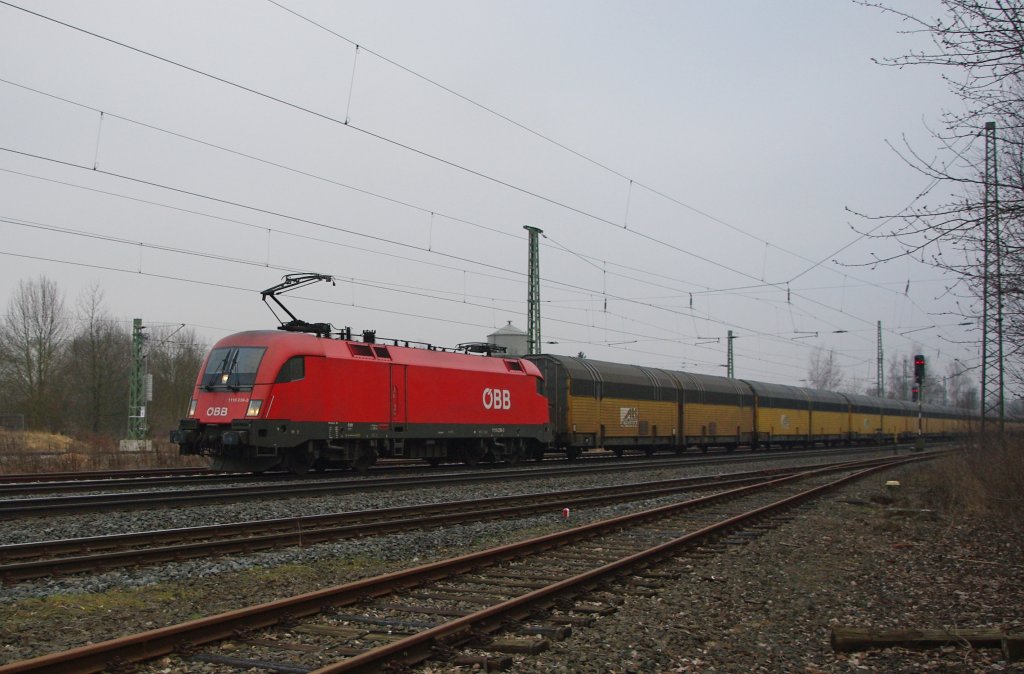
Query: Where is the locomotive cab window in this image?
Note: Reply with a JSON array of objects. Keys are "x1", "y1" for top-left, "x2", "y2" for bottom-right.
[
  {"x1": 275, "y1": 356, "x2": 305, "y2": 383},
  {"x1": 202, "y1": 347, "x2": 266, "y2": 390}
]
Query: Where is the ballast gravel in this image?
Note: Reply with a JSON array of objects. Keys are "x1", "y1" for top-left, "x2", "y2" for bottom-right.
[{"x1": 1, "y1": 450, "x2": 1021, "y2": 673}]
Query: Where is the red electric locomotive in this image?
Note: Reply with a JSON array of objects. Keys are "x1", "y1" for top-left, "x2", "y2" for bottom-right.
[{"x1": 172, "y1": 274, "x2": 551, "y2": 472}]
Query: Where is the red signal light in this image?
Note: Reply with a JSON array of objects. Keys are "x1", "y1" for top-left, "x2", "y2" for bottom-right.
[{"x1": 913, "y1": 354, "x2": 925, "y2": 384}]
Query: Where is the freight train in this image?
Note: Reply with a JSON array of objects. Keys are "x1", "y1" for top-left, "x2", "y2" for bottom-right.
[
  {"x1": 171, "y1": 274, "x2": 971, "y2": 472},
  {"x1": 171, "y1": 327, "x2": 971, "y2": 473}
]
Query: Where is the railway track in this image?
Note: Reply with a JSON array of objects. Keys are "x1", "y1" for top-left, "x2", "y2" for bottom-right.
[
  {"x1": 0, "y1": 454, "x2": 926, "y2": 674},
  {"x1": 0, "y1": 466, "x2": 212, "y2": 484},
  {"x1": 0, "y1": 464, "x2": 808, "y2": 583},
  {"x1": 0, "y1": 443, "x2": 919, "y2": 495},
  {"x1": 0, "y1": 458, "x2": 429, "y2": 493},
  {"x1": 0, "y1": 445, "x2": 911, "y2": 516}
]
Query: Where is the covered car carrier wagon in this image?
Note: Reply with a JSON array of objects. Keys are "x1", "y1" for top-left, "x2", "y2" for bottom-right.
[
  {"x1": 526, "y1": 355, "x2": 681, "y2": 457},
  {"x1": 670, "y1": 371, "x2": 754, "y2": 451}
]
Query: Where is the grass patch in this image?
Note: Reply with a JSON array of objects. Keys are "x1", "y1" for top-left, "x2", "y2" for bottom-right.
[
  {"x1": 2, "y1": 586, "x2": 189, "y2": 626},
  {"x1": 916, "y1": 433, "x2": 1024, "y2": 517},
  {"x1": 0, "y1": 430, "x2": 206, "y2": 474}
]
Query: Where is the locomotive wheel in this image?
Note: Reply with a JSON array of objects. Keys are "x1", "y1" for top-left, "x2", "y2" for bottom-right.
[
  {"x1": 286, "y1": 446, "x2": 313, "y2": 475},
  {"x1": 504, "y1": 440, "x2": 525, "y2": 466},
  {"x1": 565, "y1": 447, "x2": 581, "y2": 461},
  {"x1": 353, "y1": 451, "x2": 378, "y2": 474}
]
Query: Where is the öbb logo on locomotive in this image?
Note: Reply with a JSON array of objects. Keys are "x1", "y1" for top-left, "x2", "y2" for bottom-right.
[
  {"x1": 206, "y1": 406, "x2": 229, "y2": 417},
  {"x1": 482, "y1": 387, "x2": 511, "y2": 410}
]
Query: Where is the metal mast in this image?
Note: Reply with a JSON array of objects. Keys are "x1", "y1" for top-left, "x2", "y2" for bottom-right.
[
  {"x1": 876, "y1": 321, "x2": 883, "y2": 397},
  {"x1": 981, "y1": 121, "x2": 1005, "y2": 431},
  {"x1": 524, "y1": 226, "x2": 542, "y2": 355},
  {"x1": 726, "y1": 330, "x2": 735, "y2": 378},
  {"x1": 127, "y1": 318, "x2": 147, "y2": 441}
]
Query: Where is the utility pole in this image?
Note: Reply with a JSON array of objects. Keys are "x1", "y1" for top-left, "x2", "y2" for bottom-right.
[
  {"x1": 126, "y1": 318, "x2": 149, "y2": 448},
  {"x1": 524, "y1": 226, "x2": 542, "y2": 355},
  {"x1": 981, "y1": 121, "x2": 1005, "y2": 432},
  {"x1": 726, "y1": 330, "x2": 735, "y2": 378}
]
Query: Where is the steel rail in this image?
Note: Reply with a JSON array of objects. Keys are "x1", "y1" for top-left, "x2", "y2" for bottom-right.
[
  {"x1": 317, "y1": 458, "x2": 922, "y2": 674},
  {"x1": 0, "y1": 454, "x2": 926, "y2": 674},
  {"x1": 0, "y1": 464, "x2": 808, "y2": 581},
  {"x1": 0, "y1": 445, "x2": 919, "y2": 515},
  {"x1": 0, "y1": 456, "x2": 906, "y2": 581},
  {"x1": 0, "y1": 443, "x2": 918, "y2": 497},
  {"x1": 0, "y1": 467, "x2": 211, "y2": 484}
]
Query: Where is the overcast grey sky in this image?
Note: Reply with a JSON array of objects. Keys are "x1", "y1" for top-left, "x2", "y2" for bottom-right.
[{"x1": 0, "y1": 1, "x2": 977, "y2": 390}]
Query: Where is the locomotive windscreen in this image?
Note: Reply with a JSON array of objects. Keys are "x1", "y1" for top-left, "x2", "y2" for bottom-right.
[{"x1": 201, "y1": 347, "x2": 266, "y2": 389}]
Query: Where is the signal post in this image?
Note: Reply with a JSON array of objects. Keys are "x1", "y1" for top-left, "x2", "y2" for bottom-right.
[{"x1": 913, "y1": 354, "x2": 925, "y2": 452}]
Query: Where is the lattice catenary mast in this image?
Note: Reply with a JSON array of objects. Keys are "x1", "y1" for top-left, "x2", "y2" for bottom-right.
[
  {"x1": 726, "y1": 330, "x2": 735, "y2": 378},
  {"x1": 524, "y1": 226, "x2": 543, "y2": 355},
  {"x1": 876, "y1": 321, "x2": 883, "y2": 397},
  {"x1": 981, "y1": 121, "x2": 1005, "y2": 431},
  {"x1": 127, "y1": 318, "x2": 148, "y2": 441}
]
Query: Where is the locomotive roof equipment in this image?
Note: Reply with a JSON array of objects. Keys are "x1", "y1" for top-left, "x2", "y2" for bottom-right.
[{"x1": 261, "y1": 272, "x2": 335, "y2": 337}]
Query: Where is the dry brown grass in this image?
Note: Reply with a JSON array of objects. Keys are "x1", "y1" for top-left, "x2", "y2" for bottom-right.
[
  {"x1": 916, "y1": 432, "x2": 1024, "y2": 517},
  {"x1": 0, "y1": 430, "x2": 207, "y2": 474}
]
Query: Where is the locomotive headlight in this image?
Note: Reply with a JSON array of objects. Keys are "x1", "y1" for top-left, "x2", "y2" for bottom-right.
[
  {"x1": 187, "y1": 399, "x2": 198, "y2": 417},
  {"x1": 246, "y1": 399, "x2": 263, "y2": 417}
]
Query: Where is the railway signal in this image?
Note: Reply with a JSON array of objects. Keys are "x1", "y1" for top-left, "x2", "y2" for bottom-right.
[
  {"x1": 913, "y1": 354, "x2": 925, "y2": 452},
  {"x1": 914, "y1": 354, "x2": 926, "y2": 384}
]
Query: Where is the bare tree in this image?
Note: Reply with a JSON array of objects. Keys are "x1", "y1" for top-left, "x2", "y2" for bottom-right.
[
  {"x1": 858, "y1": 0, "x2": 1024, "y2": 389},
  {"x1": 942, "y1": 359, "x2": 976, "y2": 408},
  {"x1": 886, "y1": 353, "x2": 909, "y2": 400},
  {"x1": 807, "y1": 346, "x2": 845, "y2": 390},
  {"x1": 65, "y1": 285, "x2": 130, "y2": 435},
  {"x1": 0, "y1": 277, "x2": 69, "y2": 429},
  {"x1": 146, "y1": 326, "x2": 206, "y2": 437}
]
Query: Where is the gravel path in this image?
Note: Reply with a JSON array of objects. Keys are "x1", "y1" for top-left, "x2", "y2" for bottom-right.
[{"x1": 1, "y1": 452, "x2": 1021, "y2": 672}]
